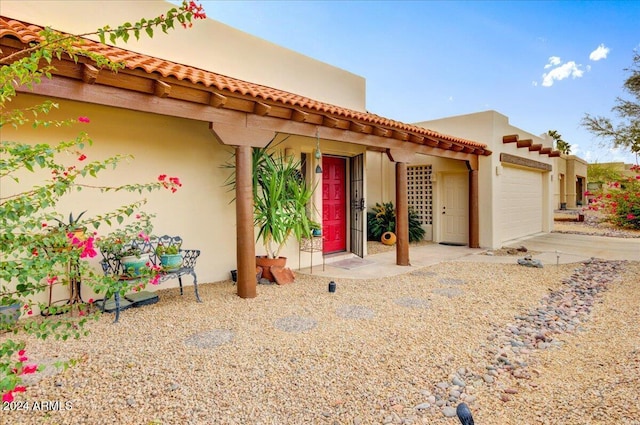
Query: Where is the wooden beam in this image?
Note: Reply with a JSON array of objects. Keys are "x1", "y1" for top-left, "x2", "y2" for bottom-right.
[
  {"x1": 253, "y1": 101, "x2": 271, "y2": 116},
  {"x1": 291, "y1": 109, "x2": 309, "y2": 122},
  {"x1": 209, "y1": 92, "x2": 227, "y2": 108},
  {"x1": 503, "y1": 134, "x2": 519, "y2": 143},
  {"x1": 387, "y1": 148, "x2": 417, "y2": 163},
  {"x1": 395, "y1": 162, "x2": 409, "y2": 266},
  {"x1": 549, "y1": 150, "x2": 561, "y2": 157},
  {"x1": 246, "y1": 114, "x2": 483, "y2": 161},
  {"x1": 82, "y1": 63, "x2": 99, "y2": 84},
  {"x1": 540, "y1": 147, "x2": 552, "y2": 155},
  {"x1": 500, "y1": 153, "x2": 552, "y2": 171},
  {"x1": 392, "y1": 130, "x2": 410, "y2": 141},
  {"x1": 409, "y1": 134, "x2": 425, "y2": 144},
  {"x1": 235, "y1": 144, "x2": 256, "y2": 298},
  {"x1": 373, "y1": 127, "x2": 392, "y2": 137},
  {"x1": 322, "y1": 116, "x2": 340, "y2": 128},
  {"x1": 450, "y1": 144, "x2": 465, "y2": 152},
  {"x1": 349, "y1": 121, "x2": 368, "y2": 133},
  {"x1": 528, "y1": 144, "x2": 542, "y2": 152},
  {"x1": 517, "y1": 139, "x2": 533, "y2": 148},
  {"x1": 209, "y1": 122, "x2": 275, "y2": 148},
  {"x1": 423, "y1": 137, "x2": 439, "y2": 147},
  {"x1": 153, "y1": 80, "x2": 171, "y2": 98},
  {"x1": 437, "y1": 141, "x2": 453, "y2": 149}
]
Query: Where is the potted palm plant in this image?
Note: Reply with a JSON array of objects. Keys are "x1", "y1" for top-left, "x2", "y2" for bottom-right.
[{"x1": 225, "y1": 140, "x2": 315, "y2": 281}]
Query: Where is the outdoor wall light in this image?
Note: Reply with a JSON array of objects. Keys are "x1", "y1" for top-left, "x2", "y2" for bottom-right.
[{"x1": 315, "y1": 127, "x2": 322, "y2": 174}]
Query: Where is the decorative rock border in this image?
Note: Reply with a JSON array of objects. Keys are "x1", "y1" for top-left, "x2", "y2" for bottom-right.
[{"x1": 412, "y1": 259, "x2": 626, "y2": 419}]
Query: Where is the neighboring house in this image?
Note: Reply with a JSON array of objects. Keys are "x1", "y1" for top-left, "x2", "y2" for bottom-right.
[
  {"x1": 1, "y1": 2, "x2": 561, "y2": 302},
  {"x1": 551, "y1": 153, "x2": 588, "y2": 209},
  {"x1": 378, "y1": 110, "x2": 561, "y2": 249}
]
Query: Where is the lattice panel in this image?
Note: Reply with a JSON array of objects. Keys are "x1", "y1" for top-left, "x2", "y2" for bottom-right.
[{"x1": 407, "y1": 165, "x2": 433, "y2": 225}]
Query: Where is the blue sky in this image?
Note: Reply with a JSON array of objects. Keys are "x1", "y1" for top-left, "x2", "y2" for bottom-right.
[{"x1": 197, "y1": 1, "x2": 639, "y2": 164}]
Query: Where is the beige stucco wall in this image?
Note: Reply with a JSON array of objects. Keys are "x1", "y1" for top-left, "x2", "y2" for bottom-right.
[
  {"x1": 554, "y1": 155, "x2": 588, "y2": 209},
  {"x1": 415, "y1": 110, "x2": 554, "y2": 249},
  {"x1": 4, "y1": 94, "x2": 351, "y2": 307},
  {"x1": 1, "y1": 0, "x2": 366, "y2": 111},
  {"x1": 366, "y1": 152, "x2": 466, "y2": 242}
]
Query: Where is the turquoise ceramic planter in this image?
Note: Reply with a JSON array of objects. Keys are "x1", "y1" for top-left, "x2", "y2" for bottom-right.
[
  {"x1": 121, "y1": 254, "x2": 150, "y2": 276},
  {"x1": 0, "y1": 303, "x2": 21, "y2": 327},
  {"x1": 160, "y1": 253, "x2": 183, "y2": 270}
]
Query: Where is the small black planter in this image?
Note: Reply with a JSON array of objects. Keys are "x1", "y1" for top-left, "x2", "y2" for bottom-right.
[{"x1": 230, "y1": 270, "x2": 238, "y2": 282}]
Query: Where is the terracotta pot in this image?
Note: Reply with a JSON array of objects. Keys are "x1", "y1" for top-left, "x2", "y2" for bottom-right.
[
  {"x1": 255, "y1": 256, "x2": 287, "y2": 281},
  {"x1": 381, "y1": 231, "x2": 396, "y2": 246}
]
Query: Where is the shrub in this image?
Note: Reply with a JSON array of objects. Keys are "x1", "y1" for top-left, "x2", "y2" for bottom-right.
[
  {"x1": 366, "y1": 202, "x2": 425, "y2": 243},
  {"x1": 586, "y1": 164, "x2": 640, "y2": 229}
]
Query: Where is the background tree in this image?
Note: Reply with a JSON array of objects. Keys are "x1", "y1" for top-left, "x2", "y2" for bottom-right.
[
  {"x1": 587, "y1": 162, "x2": 624, "y2": 184},
  {"x1": 547, "y1": 129, "x2": 571, "y2": 154},
  {"x1": 582, "y1": 51, "x2": 640, "y2": 163}
]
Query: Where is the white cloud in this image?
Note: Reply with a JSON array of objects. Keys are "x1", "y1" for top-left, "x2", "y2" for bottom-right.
[
  {"x1": 532, "y1": 81, "x2": 538, "y2": 86},
  {"x1": 589, "y1": 44, "x2": 610, "y2": 61},
  {"x1": 544, "y1": 56, "x2": 562, "y2": 69},
  {"x1": 541, "y1": 61, "x2": 584, "y2": 87}
]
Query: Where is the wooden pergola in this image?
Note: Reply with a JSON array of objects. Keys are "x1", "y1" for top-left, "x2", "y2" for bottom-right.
[{"x1": 1, "y1": 17, "x2": 492, "y2": 298}]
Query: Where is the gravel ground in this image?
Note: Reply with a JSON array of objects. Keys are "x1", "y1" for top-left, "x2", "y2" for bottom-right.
[{"x1": 3, "y1": 221, "x2": 639, "y2": 424}]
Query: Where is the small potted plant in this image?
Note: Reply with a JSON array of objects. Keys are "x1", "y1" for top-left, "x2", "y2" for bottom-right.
[
  {"x1": 119, "y1": 245, "x2": 151, "y2": 277},
  {"x1": 310, "y1": 220, "x2": 322, "y2": 237},
  {"x1": 44, "y1": 210, "x2": 88, "y2": 252},
  {"x1": 156, "y1": 244, "x2": 183, "y2": 270}
]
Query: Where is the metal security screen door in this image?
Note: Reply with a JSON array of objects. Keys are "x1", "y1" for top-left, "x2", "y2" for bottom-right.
[{"x1": 350, "y1": 154, "x2": 365, "y2": 257}]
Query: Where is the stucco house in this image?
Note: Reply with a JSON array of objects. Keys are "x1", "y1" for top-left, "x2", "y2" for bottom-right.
[
  {"x1": 1, "y1": 1, "x2": 563, "y2": 303},
  {"x1": 552, "y1": 154, "x2": 588, "y2": 209},
  {"x1": 376, "y1": 110, "x2": 560, "y2": 249}
]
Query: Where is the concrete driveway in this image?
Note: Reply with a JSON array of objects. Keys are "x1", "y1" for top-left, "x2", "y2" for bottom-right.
[{"x1": 504, "y1": 232, "x2": 640, "y2": 262}]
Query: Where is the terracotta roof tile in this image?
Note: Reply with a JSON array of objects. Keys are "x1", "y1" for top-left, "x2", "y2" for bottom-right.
[{"x1": 0, "y1": 17, "x2": 487, "y2": 150}]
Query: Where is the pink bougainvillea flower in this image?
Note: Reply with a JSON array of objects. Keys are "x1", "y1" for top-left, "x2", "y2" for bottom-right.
[
  {"x1": 135, "y1": 214, "x2": 141, "y2": 219},
  {"x1": 78, "y1": 154, "x2": 87, "y2": 161},
  {"x1": 78, "y1": 310, "x2": 85, "y2": 317},
  {"x1": 31, "y1": 248, "x2": 38, "y2": 257},
  {"x1": 628, "y1": 214, "x2": 636, "y2": 220},
  {"x1": 138, "y1": 232, "x2": 150, "y2": 242},
  {"x1": 88, "y1": 298, "x2": 94, "y2": 304},
  {"x1": 21, "y1": 365, "x2": 37, "y2": 375},
  {"x1": 12, "y1": 386, "x2": 26, "y2": 393},
  {"x1": 158, "y1": 174, "x2": 167, "y2": 181},
  {"x1": 78, "y1": 116, "x2": 90, "y2": 123},
  {"x1": 2, "y1": 391, "x2": 14, "y2": 403},
  {"x1": 18, "y1": 349, "x2": 26, "y2": 356},
  {"x1": 18, "y1": 354, "x2": 27, "y2": 362},
  {"x1": 169, "y1": 176, "x2": 182, "y2": 186},
  {"x1": 41, "y1": 222, "x2": 47, "y2": 228},
  {"x1": 46, "y1": 276, "x2": 58, "y2": 285}
]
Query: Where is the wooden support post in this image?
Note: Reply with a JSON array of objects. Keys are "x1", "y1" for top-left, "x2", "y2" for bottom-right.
[
  {"x1": 236, "y1": 145, "x2": 256, "y2": 298},
  {"x1": 395, "y1": 162, "x2": 410, "y2": 266},
  {"x1": 469, "y1": 168, "x2": 479, "y2": 248}
]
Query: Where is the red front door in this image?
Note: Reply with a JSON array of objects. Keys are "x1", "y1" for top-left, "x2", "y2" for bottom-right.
[{"x1": 322, "y1": 156, "x2": 346, "y2": 253}]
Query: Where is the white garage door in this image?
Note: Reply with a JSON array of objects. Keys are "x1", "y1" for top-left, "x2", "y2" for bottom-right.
[{"x1": 500, "y1": 165, "x2": 543, "y2": 242}]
